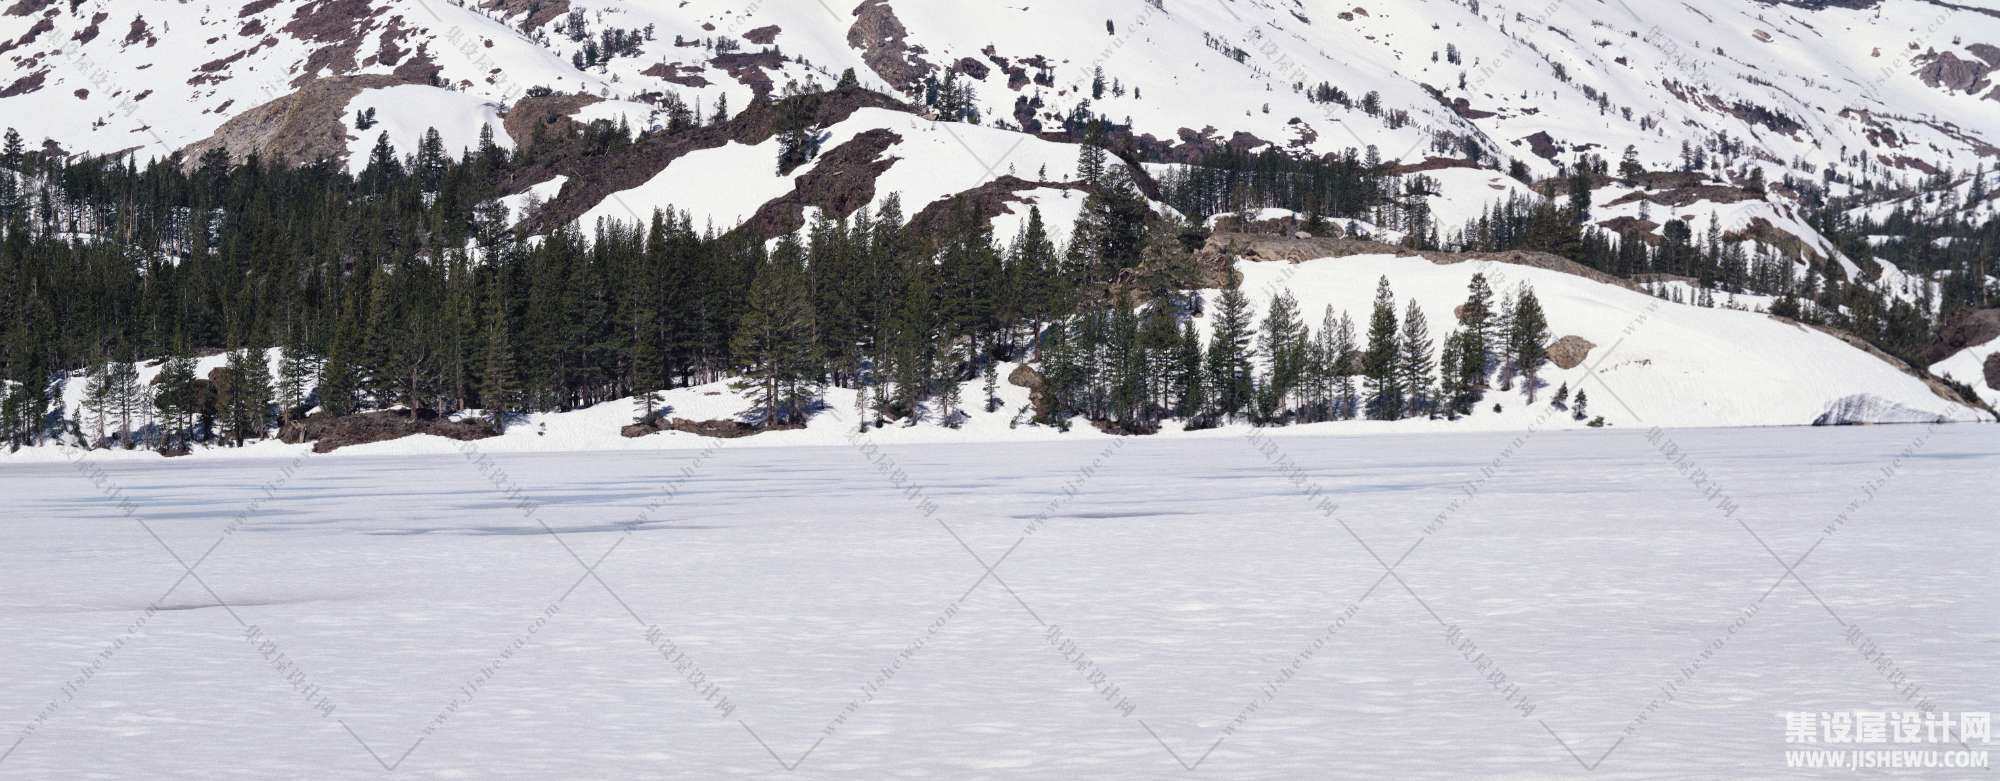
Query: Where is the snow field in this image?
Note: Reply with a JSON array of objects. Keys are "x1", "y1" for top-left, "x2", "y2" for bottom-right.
[{"x1": 1, "y1": 426, "x2": 1994, "y2": 777}]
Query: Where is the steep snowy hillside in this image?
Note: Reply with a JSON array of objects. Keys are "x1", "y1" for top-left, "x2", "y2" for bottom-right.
[{"x1": 7, "y1": 0, "x2": 1998, "y2": 201}]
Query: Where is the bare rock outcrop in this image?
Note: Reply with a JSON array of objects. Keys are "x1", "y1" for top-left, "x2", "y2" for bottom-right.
[
  {"x1": 280, "y1": 411, "x2": 495, "y2": 454},
  {"x1": 1546, "y1": 336, "x2": 1597, "y2": 370},
  {"x1": 1008, "y1": 364, "x2": 1053, "y2": 418},
  {"x1": 1923, "y1": 308, "x2": 2000, "y2": 365}
]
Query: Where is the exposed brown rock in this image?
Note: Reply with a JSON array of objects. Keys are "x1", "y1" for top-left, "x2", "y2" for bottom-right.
[
  {"x1": 734, "y1": 128, "x2": 902, "y2": 241},
  {"x1": 848, "y1": 0, "x2": 932, "y2": 93},
  {"x1": 280, "y1": 410, "x2": 496, "y2": 454},
  {"x1": 1724, "y1": 216, "x2": 1825, "y2": 266},
  {"x1": 1985, "y1": 353, "x2": 2000, "y2": 391},
  {"x1": 1605, "y1": 183, "x2": 1760, "y2": 208},
  {"x1": 1916, "y1": 50, "x2": 1993, "y2": 95},
  {"x1": 665, "y1": 417, "x2": 800, "y2": 438},
  {"x1": 124, "y1": 14, "x2": 156, "y2": 46},
  {"x1": 177, "y1": 73, "x2": 413, "y2": 168},
  {"x1": 1008, "y1": 364, "x2": 1053, "y2": 419},
  {"x1": 1546, "y1": 335, "x2": 1597, "y2": 370},
  {"x1": 642, "y1": 61, "x2": 711, "y2": 87},
  {"x1": 0, "y1": 69, "x2": 46, "y2": 98},
  {"x1": 518, "y1": 88, "x2": 909, "y2": 233},
  {"x1": 1523, "y1": 130, "x2": 1561, "y2": 160},
  {"x1": 502, "y1": 92, "x2": 602, "y2": 150},
  {"x1": 480, "y1": 0, "x2": 569, "y2": 29},
  {"x1": 743, "y1": 25, "x2": 780, "y2": 45},
  {"x1": 1923, "y1": 308, "x2": 2000, "y2": 364},
  {"x1": 712, "y1": 50, "x2": 784, "y2": 100}
]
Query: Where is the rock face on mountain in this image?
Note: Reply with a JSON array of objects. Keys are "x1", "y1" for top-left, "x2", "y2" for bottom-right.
[{"x1": 1925, "y1": 308, "x2": 2000, "y2": 365}]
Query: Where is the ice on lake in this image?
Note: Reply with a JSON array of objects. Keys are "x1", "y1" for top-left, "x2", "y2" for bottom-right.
[{"x1": 2, "y1": 425, "x2": 1995, "y2": 778}]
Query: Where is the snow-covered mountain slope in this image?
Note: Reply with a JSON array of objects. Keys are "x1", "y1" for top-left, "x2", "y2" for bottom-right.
[
  {"x1": 7, "y1": 0, "x2": 1998, "y2": 184},
  {"x1": 1203, "y1": 252, "x2": 1988, "y2": 427}
]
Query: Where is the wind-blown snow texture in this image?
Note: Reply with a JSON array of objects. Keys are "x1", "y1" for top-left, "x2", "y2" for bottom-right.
[{"x1": 2, "y1": 427, "x2": 1994, "y2": 778}]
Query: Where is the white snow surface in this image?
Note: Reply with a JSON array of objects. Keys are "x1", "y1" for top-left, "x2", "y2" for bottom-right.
[{"x1": 1, "y1": 425, "x2": 1994, "y2": 777}]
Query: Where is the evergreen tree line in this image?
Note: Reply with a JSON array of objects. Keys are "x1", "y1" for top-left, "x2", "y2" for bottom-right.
[
  {"x1": 1036, "y1": 272, "x2": 1565, "y2": 432},
  {"x1": 0, "y1": 117, "x2": 1573, "y2": 451}
]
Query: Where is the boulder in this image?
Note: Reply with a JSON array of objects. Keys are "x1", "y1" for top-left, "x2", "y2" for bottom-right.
[
  {"x1": 1546, "y1": 335, "x2": 1597, "y2": 370},
  {"x1": 1986, "y1": 352, "x2": 2000, "y2": 391},
  {"x1": 1008, "y1": 364, "x2": 1053, "y2": 418},
  {"x1": 621, "y1": 408, "x2": 672, "y2": 438}
]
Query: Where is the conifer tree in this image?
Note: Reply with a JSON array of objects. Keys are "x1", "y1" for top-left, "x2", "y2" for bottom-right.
[
  {"x1": 276, "y1": 325, "x2": 317, "y2": 425},
  {"x1": 1364, "y1": 276, "x2": 1404, "y2": 420},
  {"x1": 731, "y1": 236, "x2": 821, "y2": 426},
  {"x1": 1397, "y1": 299, "x2": 1436, "y2": 418},
  {"x1": 481, "y1": 275, "x2": 518, "y2": 432},
  {"x1": 1459, "y1": 273, "x2": 1494, "y2": 390},
  {"x1": 1176, "y1": 319, "x2": 1207, "y2": 419},
  {"x1": 220, "y1": 347, "x2": 272, "y2": 446},
  {"x1": 1260, "y1": 290, "x2": 1307, "y2": 416},
  {"x1": 1333, "y1": 312, "x2": 1359, "y2": 420},
  {"x1": 153, "y1": 344, "x2": 198, "y2": 451},
  {"x1": 1511, "y1": 288, "x2": 1551, "y2": 399},
  {"x1": 1206, "y1": 287, "x2": 1255, "y2": 417}
]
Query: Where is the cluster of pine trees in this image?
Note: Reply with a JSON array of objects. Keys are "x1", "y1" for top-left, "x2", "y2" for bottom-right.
[{"x1": 1037, "y1": 272, "x2": 1560, "y2": 432}]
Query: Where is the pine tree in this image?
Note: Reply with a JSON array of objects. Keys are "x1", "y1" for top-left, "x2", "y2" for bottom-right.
[
  {"x1": 1459, "y1": 273, "x2": 1494, "y2": 390},
  {"x1": 153, "y1": 344, "x2": 198, "y2": 452},
  {"x1": 1176, "y1": 319, "x2": 1207, "y2": 419},
  {"x1": 481, "y1": 275, "x2": 517, "y2": 432},
  {"x1": 276, "y1": 325, "x2": 317, "y2": 425},
  {"x1": 106, "y1": 356, "x2": 144, "y2": 447},
  {"x1": 1396, "y1": 300, "x2": 1436, "y2": 418},
  {"x1": 1259, "y1": 290, "x2": 1307, "y2": 417},
  {"x1": 731, "y1": 236, "x2": 821, "y2": 426},
  {"x1": 220, "y1": 347, "x2": 272, "y2": 446},
  {"x1": 1206, "y1": 287, "x2": 1255, "y2": 417},
  {"x1": 1363, "y1": 276, "x2": 1404, "y2": 420},
  {"x1": 1511, "y1": 288, "x2": 1551, "y2": 399},
  {"x1": 1332, "y1": 312, "x2": 1359, "y2": 420},
  {"x1": 981, "y1": 358, "x2": 1000, "y2": 413},
  {"x1": 1438, "y1": 330, "x2": 1467, "y2": 418},
  {"x1": 83, "y1": 358, "x2": 112, "y2": 445},
  {"x1": 1572, "y1": 389, "x2": 1590, "y2": 420}
]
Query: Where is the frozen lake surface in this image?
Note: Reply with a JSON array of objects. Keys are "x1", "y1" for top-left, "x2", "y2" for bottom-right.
[{"x1": 2, "y1": 425, "x2": 1995, "y2": 778}]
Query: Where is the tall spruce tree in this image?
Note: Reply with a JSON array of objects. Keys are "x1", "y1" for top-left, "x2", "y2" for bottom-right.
[
  {"x1": 731, "y1": 236, "x2": 821, "y2": 426},
  {"x1": 1206, "y1": 287, "x2": 1255, "y2": 417},
  {"x1": 1363, "y1": 276, "x2": 1404, "y2": 420},
  {"x1": 1397, "y1": 300, "x2": 1437, "y2": 418},
  {"x1": 1511, "y1": 287, "x2": 1552, "y2": 399}
]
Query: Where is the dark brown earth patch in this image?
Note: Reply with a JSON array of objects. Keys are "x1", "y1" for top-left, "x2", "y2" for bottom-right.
[
  {"x1": 849, "y1": 0, "x2": 932, "y2": 93},
  {"x1": 642, "y1": 61, "x2": 712, "y2": 87},
  {"x1": 281, "y1": 410, "x2": 496, "y2": 453},
  {"x1": 517, "y1": 88, "x2": 910, "y2": 233},
  {"x1": 711, "y1": 50, "x2": 783, "y2": 100},
  {"x1": 733, "y1": 129, "x2": 903, "y2": 242}
]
